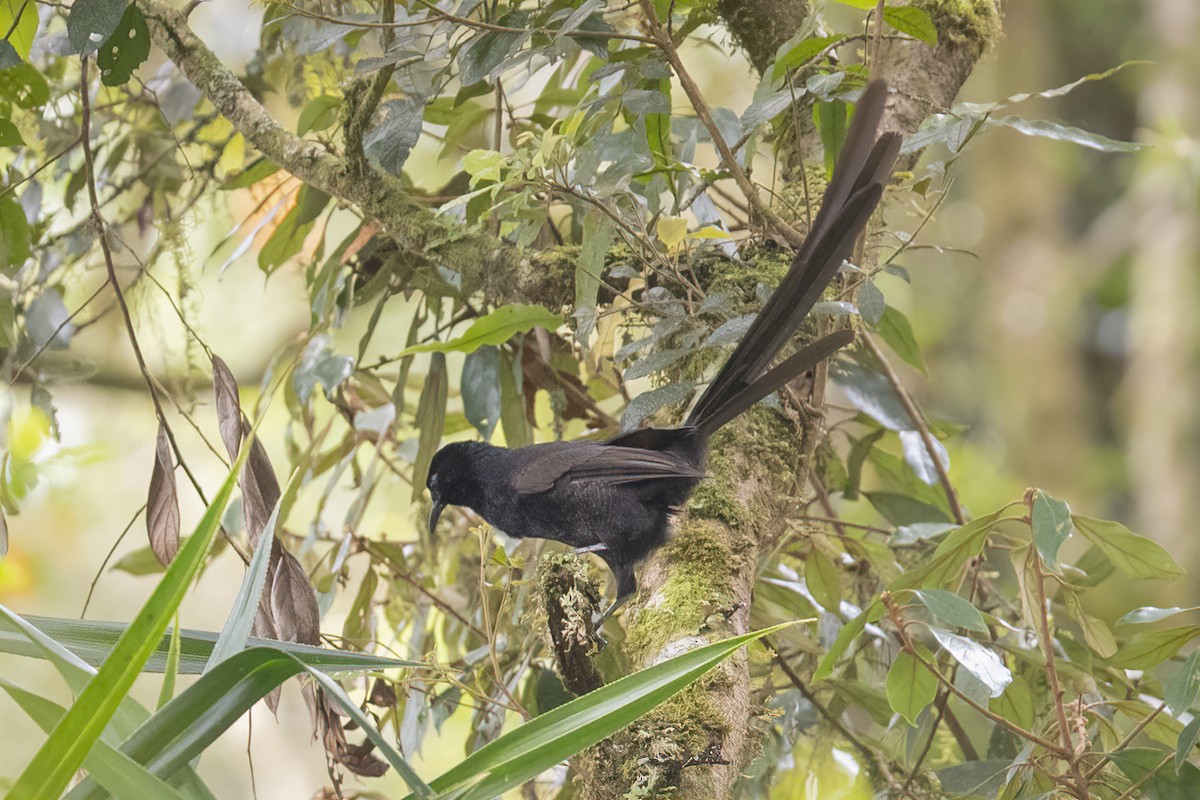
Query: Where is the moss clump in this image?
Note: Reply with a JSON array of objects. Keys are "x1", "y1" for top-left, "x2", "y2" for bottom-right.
[
  {"x1": 688, "y1": 449, "x2": 751, "y2": 528},
  {"x1": 622, "y1": 520, "x2": 738, "y2": 664},
  {"x1": 705, "y1": 246, "x2": 792, "y2": 307},
  {"x1": 915, "y1": 0, "x2": 1001, "y2": 50}
]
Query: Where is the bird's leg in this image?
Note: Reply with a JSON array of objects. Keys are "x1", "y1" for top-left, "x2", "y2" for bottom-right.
[
  {"x1": 593, "y1": 566, "x2": 638, "y2": 629},
  {"x1": 574, "y1": 543, "x2": 608, "y2": 554}
]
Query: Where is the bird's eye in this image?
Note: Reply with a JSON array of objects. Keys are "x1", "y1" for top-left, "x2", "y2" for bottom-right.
[{"x1": 429, "y1": 474, "x2": 439, "y2": 490}]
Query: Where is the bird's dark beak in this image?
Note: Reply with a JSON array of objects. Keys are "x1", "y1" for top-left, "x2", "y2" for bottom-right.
[{"x1": 428, "y1": 498, "x2": 446, "y2": 534}]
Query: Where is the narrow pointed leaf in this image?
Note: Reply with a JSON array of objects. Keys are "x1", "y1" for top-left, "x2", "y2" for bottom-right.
[{"x1": 147, "y1": 423, "x2": 181, "y2": 566}]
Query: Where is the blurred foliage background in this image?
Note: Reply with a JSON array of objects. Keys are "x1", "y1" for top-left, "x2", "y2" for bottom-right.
[{"x1": 0, "y1": 0, "x2": 1197, "y2": 797}]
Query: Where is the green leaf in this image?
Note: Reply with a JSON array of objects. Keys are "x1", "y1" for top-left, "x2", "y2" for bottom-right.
[
  {"x1": 67, "y1": 0, "x2": 126, "y2": 57},
  {"x1": 1110, "y1": 627, "x2": 1200, "y2": 670},
  {"x1": 772, "y1": 34, "x2": 843, "y2": 80},
  {"x1": 1167, "y1": 650, "x2": 1200, "y2": 718},
  {"x1": 1063, "y1": 590, "x2": 1117, "y2": 658},
  {"x1": 220, "y1": 157, "x2": 279, "y2": 190},
  {"x1": 806, "y1": 549, "x2": 842, "y2": 612},
  {"x1": 875, "y1": 306, "x2": 926, "y2": 373},
  {"x1": 96, "y1": 4, "x2": 150, "y2": 87},
  {"x1": 576, "y1": 209, "x2": 614, "y2": 345},
  {"x1": 928, "y1": 627, "x2": 1011, "y2": 697},
  {"x1": 397, "y1": 304, "x2": 563, "y2": 357},
  {"x1": 457, "y1": 12, "x2": 529, "y2": 85},
  {"x1": 1072, "y1": 514, "x2": 1184, "y2": 580},
  {"x1": 463, "y1": 148, "x2": 505, "y2": 182},
  {"x1": 5, "y1": 434, "x2": 253, "y2": 800},
  {"x1": 990, "y1": 675, "x2": 1035, "y2": 730},
  {"x1": 0, "y1": 607, "x2": 216, "y2": 798},
  {"x1": 297, "y1": 94, "x2": 340, "y2": 135},
  {"x1": 410, "y1": 625, "x2": 789, "y2": 800},
  {"x1": 0, "y1": 63, "x2": 49, "y2": 108},
  {"x1": 0, "y1": 118, "x2": 25, "y2": 146},
  {"x1": 988, "y1": 115, "x2": 1144, "y2": 153},
  {"x1": 364, "y1": 97, "x2": 425, "y2": 176},
  {"x1": 462, "y1": 346, "x2": 502, "y2": 441},
  {"x1": 1111, "y1": 747, "x2": 1200, "y2": 799},
  {"x1": 912, "y1": 589, "x2": 987, "y2": 633},
  {"x1": 813, "y1": 99, "x2": 847, "y2": 178},
  {"x1": 1178, "y1": 717, "x2": 1200, "y2": 774},
  {"x1": 259, "y1": 185, "x2": 329, "y2": 273},
  {"x1": 886, "y1": 650, "x2": 936, "y2": 726},
  {"x1": 1032, "y1": 489, "x2": 1072, "y2": 569},
  {"x1": 0, "y1": 0, "x2": 38, "y2": 61},
  {"x1": 0, "y1": 196, "x2": 31, "y2": 270},
  {"x1": 63, "y1": 648, "x2": 432, "y2": 800},
  {"x1": 0, "y1": 678, "x2": 186, "y2": 800},
  {"x1": 889, "y1": 509, "x2": 1007, "y2": 591},
  {"x1": 883, "y1": 6, "x2": 938, "y2": 46},
  {"x1": 1118, "y1": 607, "x2": 1200, "y2": 628},
  {"x1": 814, "y1": 601, "x2": 875, "y2": 682}
]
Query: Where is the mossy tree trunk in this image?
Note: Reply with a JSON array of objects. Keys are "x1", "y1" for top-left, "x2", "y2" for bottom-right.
[{"x1": 572, "y1": 3, "x2": 1003, "y2": 798}]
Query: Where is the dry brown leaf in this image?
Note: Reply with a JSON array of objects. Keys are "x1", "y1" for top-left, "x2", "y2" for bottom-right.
[
  {"x1": 272, "y1": 548, "x2": 321, "y2": 645},
  {"x1": 146, "y1": 423, "x2": 181, "y2": 566}
]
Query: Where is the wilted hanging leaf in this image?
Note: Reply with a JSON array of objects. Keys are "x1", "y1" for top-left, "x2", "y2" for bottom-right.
[
  {"x1": 212, "y1": 355, "x2": 243, "y2": 459},
  {"x1": 271, "y1": 549, "x2": 321, "y2": 645},
  {"x1": 96, "y1": 4, "x2": 150, "y2": 87},
  {"x1": 146, "y1": 424, "x2": 181, "y2": 567},
  {"x1": 411, "y1": 353, "x2": 448, "y2": 501}
]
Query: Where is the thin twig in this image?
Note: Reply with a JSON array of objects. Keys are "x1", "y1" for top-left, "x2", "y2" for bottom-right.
[{"x1": 862, "y1": 333, "x2": 965, "y2": 524}]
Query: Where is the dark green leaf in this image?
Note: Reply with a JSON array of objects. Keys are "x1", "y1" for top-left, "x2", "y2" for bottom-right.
[
  {"x1": 913, "y1": 589, "x2": 987, "y2": 633},
  {"x1": 364, "y1": 97, "x2": 425, "y2": 176},
  {"x1": 1167, "y1": 650, "x2": 1200, "y2": 717},
  {"x1": 68, "y1": 0, "x2": 126, "y2": 57},
  {"x1": 96, "y1": 5, "x2": 151, "y2": 87},
  {"x1": 462, "y1": 346, "x2": 502, "y2": 441},
  {"x1": 220, "y1": 158, "x2": 279, "y2": 190},
  {"x1": 620, "y1": 381, "x2": 695, "y2": 431},
  {"x1": 576, "y1": 210, "x2": 614, "y2": 346},
  {"x1": 457, "y1": 13, "x2": 530, "y2": 85},
  {"x1": 891, "y1": 509, "x2": 1006, "y2": 591},
  {"x1": 832, "y1": 363, "x2": 910, "y2": 431},
  {"x1": 0, "y1": 117, "x2": 24, "y2": 146},
  {"x1": 1111, "y1": 748, "x2": 1200, "y2": 800},
  {"x1": 864, "y1": 491, "x2": 950, "y2": 526},
  {"x1": 0, "y1": 196, "x2": 30, "y2": 270}
]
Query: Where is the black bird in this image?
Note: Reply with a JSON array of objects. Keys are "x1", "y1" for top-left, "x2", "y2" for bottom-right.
[{"x1": 427, "y1": 80, "x2": 901, "y2": 620}]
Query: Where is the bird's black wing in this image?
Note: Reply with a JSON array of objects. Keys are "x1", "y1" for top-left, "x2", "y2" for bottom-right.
[{"x1": 510, "y1": 445, "x2": 706, "y2": 494}]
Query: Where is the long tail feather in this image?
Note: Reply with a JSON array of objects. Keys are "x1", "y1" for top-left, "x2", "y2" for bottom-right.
[{"x1": 686, "y1": 81, "x2": 899, "y2": 434}]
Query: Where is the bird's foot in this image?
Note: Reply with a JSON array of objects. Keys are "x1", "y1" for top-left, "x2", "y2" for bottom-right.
[{"x1": 574, "y1": 543, "x2": 608, "y2": 554}]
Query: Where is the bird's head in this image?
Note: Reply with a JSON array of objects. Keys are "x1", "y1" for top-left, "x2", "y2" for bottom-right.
[{"x1": 426, "y1": 441, "x2": 487, "y2": 533}]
